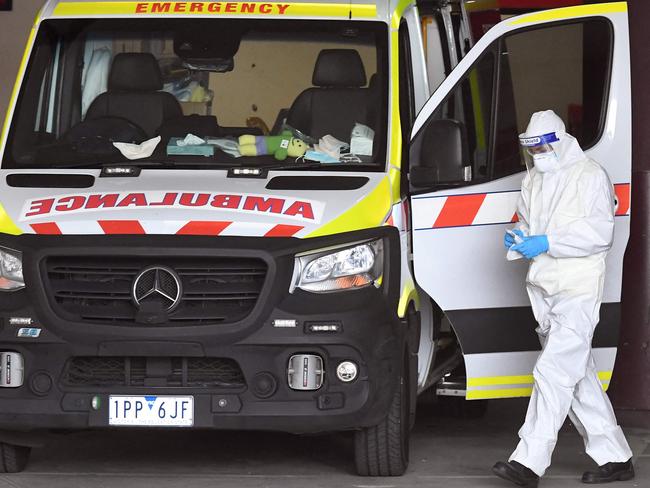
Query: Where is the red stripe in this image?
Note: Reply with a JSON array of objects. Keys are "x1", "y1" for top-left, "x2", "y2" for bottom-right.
[
  {"x1": 176, "y1": 221, "x2": 232, "y2": 235},
  {"x1": 264, "y1": 224, "x2": 303, "y2": 237},
  {"x1": 30, "y1": 222, "x2": 61, "y2": 235},
  {"x1": 614, "y1": 184, "x2": 630, "y2": 216},
  {"x1": 98, "y1": 220, "x2": 145, "y2": 234},
  {"x1": 433, "y1": 194, "x2": 487, "y2": 228}
]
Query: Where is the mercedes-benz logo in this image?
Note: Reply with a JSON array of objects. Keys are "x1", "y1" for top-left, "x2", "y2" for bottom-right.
[{"x1": 132, "y1": 266, "x2": 182, "y2": 312}]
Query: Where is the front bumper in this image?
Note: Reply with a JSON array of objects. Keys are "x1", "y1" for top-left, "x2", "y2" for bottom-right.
[{"x1": 0, "y1": 227, "x2": 403, "y2": 435}]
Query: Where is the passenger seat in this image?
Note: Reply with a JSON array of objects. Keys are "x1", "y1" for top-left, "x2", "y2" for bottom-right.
[
  {"x1": 85, "y1": 53, "x2": 183, "y2": 138},
  {"x1": 286, "y1": 49, "x2": 371, "y2": 141}
]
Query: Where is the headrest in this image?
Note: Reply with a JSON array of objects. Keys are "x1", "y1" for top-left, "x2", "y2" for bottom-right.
[
  {"x1": 312, "y1": 49, "x2": 367, "y2": 88},
  {"x1": 368, "y1": 73, "x2": 378, "y2": 91},
  {"x1": 108, "y1": 53, "x2": 163, "y2": 92}
]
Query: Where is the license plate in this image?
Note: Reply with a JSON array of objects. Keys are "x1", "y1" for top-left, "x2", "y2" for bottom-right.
[{"x1": 109, "y1": 395, "x2": 193, "y2": 427}]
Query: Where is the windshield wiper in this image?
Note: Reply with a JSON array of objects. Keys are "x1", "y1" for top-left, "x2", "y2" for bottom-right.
[
  {"x1": 265, "y1": 161, "x2": 325, "y2": 171},
  {"x1": 292, "y1": 162, "x2": 377, "y2": 171},
  {"x1": 264, "y1": 160, "x2": 378, "y2": 172},
  {"x1": 53, "y1": 159, "x2": 377, "y2": 172},
  {"x1": 226, "y1": 161, "x2": 379, "y2": 178},
  {"x1": 51, "y1": 158, "x2": 235, "y2": 169}
]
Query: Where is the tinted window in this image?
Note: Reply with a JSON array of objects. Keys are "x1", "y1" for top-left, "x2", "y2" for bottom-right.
[
  {"x1": 411, "y1": 18, "x2": 612, "y2": 189},
  {"x1": 493, "y1": 19, "x2": 612, "y2": 178}
]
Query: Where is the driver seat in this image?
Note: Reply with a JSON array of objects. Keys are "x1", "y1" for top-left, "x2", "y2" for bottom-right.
[{"x1": 85, "y1": 53, "x2": 182, "y2": 138}]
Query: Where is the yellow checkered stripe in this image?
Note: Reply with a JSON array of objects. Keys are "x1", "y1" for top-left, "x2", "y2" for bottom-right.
[{"x1": 466, "y1": 371, "x2": 613, "y2": 400}]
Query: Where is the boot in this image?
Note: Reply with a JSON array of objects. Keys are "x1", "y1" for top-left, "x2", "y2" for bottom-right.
[
  {"x1": 493, "y1": 460, "x2": 540, "y2": 487},
  {"x1": 582, "y1": 459, "x2": 634, "y2": 484}
]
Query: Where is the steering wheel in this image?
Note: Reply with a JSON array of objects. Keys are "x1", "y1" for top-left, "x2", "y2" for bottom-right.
[{"x1": 62, "y1": 117, "x2": 148, "y2": 155}]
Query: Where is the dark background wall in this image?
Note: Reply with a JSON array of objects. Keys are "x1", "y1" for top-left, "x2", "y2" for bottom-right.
[
  {"x1": 611, "y1": 0, "x2": 650, "y2": 411},
  {"x1": 0, "y1": 0, "x2": 42, "y2": 124}
]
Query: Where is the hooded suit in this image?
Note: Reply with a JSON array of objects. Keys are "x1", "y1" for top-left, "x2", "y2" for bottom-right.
[{"x1": 508, "y1": 110, "x2": 632, "y2": 476}]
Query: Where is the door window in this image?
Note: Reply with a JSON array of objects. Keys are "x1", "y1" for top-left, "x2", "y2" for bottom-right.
[
  {"x1": 411, "y1": 18, "x2": 612, "y2": 188},
  {"x1": 493, "y1": 19, "x2": 613, "y2": 179}
]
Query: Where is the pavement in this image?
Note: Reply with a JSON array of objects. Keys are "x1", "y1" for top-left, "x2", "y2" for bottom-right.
[{"x1": 0, "y1": 397, "x2": 648, "y2": 488}]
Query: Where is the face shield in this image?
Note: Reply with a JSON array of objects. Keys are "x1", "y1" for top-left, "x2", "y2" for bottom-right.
[{"x1": 519, "y1": 132, "x2": 560, "y2": 173}]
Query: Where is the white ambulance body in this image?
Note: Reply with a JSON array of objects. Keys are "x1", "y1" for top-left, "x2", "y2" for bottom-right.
[{"x1": 0, "y1": 0, "x2": 630, "y2": 476}]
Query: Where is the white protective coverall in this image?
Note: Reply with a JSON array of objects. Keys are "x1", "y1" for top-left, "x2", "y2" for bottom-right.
[{"x1": 509, "y1": 110, "x2": 632, "y2": 476}]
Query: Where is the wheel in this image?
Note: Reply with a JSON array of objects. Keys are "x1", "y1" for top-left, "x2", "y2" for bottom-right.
[
  {"x1": 0, "y1": 442, "x2": 31, "y2": 473},
  {"x1": 354, "y1": 367, "x2": 410, "y2": 476}
]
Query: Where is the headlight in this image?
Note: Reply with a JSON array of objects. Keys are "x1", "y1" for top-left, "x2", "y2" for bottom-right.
[
  {"x1": 0, "y1": 247, "x2": 24, "y2": 291},
  {"x1": 291, "y1": 239, "x2": 383, "y2": 293}
]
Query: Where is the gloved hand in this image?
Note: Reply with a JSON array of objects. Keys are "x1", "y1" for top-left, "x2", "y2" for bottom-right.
[
  {"x1": 512, "y1": 235, "x2": 549, "y2": 259},
  {"x1": 504, "y1": 229, "x2": 524, "y2": 249}
]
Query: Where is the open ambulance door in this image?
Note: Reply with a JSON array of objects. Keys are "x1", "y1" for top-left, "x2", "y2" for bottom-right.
[{"x1": 408, "y1": 3, "x2": 631, "y2": 400}]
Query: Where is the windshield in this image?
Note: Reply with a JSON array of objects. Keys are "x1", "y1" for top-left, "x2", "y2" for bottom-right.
[{"x1": 3, "y1": 18, "x2": 388, "y2": 171}]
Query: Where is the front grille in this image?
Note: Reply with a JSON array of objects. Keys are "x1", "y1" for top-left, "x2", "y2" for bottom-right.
[
  {"x1": 44, "y1": 256, "x2": 267, "y2": 326},
  {"x1": 61, "y1": 356, "x2": 246, "y2": 389}
]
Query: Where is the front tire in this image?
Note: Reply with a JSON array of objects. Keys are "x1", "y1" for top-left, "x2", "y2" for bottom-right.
[
  {"x1": 0, "y1": 443, "x2": 31, "y2": 473},
  {"x1": 354, "y1": 368, "x2": 410, "y2": 476}
]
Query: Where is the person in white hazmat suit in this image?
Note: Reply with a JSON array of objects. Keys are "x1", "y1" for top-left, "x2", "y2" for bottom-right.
[{"x1": 492, "y1": 111, "x2": 634, "y2": 487}]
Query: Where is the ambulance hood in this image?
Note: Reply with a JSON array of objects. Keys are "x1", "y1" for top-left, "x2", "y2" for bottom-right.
[{"x1": 0, "y1": 170, "x2": 392, "y2": 238}]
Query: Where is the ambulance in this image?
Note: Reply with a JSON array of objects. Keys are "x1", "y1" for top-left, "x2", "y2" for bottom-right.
[{"x1": 0, "y1": 0, "x2": 630, "y2": 476}]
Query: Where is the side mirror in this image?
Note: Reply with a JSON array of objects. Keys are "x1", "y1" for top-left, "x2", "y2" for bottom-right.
[{"x1": 409, "y1": 119, "x2": 470, "y2": 188}]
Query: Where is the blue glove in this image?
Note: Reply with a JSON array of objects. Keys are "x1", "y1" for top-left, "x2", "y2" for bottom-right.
[
  {"x1": 504, "y1": 229, "x2": 524, "y2": 249},
  {"x1": 512, "y1": 235, "x2": 549, "y2": 259}
]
